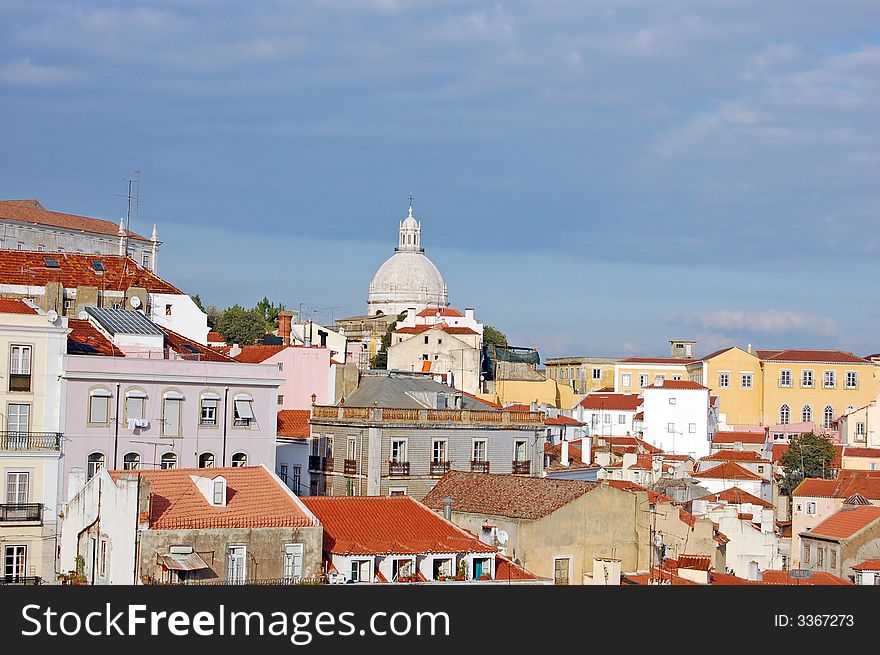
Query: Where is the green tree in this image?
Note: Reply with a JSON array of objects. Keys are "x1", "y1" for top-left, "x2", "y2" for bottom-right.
[
  {"x1": 191, "y1": 294, "x2": 205, "y2": 312},
  {"x1": 216, "y1": 305, "x2": 268, "y2": 345},
  {"x1": 483, "y1": 325, "x2": 508, "y2": 347},
  {"x1": 254, "y1": 296, "x2": 285, "y2": 330},
  {"x1": 370, "y1": 311, "x2": 407, "y2": 369},
  {"x1": 779, "y1": 432, "x2": 837, "y2": 495}
]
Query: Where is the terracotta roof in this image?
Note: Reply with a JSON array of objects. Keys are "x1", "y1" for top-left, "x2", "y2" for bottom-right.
[
  {"x1": 207, "y1": 330, "x2": 224, "y2": 343},
  {"x1": 702, "y1": 450, "x2": 769, "y2": 463},
  {"x1": 792, "y1": 471, "x2": 880, "y2": 500},
  {"x1": 700, "y1": 346, "x2": 737, "y2": 360},
  {"x1": 805, "y1": 505, "x2": 880, "y2": 540},
  {"x1": 495, "y1": 555, "x2": 540, "y2": 580},
  {"x1": 0, "y1": 299, "x2": 37, "y2": 314},
  {"x1": 692, "y1": 462, "x2": 764, "y2": 481},
  {"x1": 851, "y1": 558, "x2": 880, "y2": 572},
  {"x1": 772, "y1": 443, "x2": 844, "y2": 468},
  {"x1": 395, "y1": 324, "x2": 479, "y2": 336},
  {"x1": 643, "y1": 380, "x2": 708, "y2": 390},
  {"x1": 758, "y1": 349, "x2": 871, "y2": 364},
  {"x1": 757, "y1": 570, "x2": 853, "y2": 585},
  {"x1": 67, "y1": 318, "x2": 122, "y2": 357},
  {"x1": 233, "y1": 344, "x2": 288, "y2": 363},
  {"x1": 162, "y1": 327, "x2": 235, "y2": 362},
  {"x1": 422, "y1": 471, "x2": 596, "y2": 520},
  {"x1": 544, "y1": 415, "x2": 584, "y2": 426},
  {"x1": 109, "y1": 466, "x2": 316, "y2": 530},
  {"x1": 0, "y1": 251, "x2": 181, "y2": 294},
  {"x1": 301, "y1": 495, "x2": 495, "y2": 556},
  {"x1": 416, "y1": 307, "x2": 464, "y2": 318},
  {"x1": 277, "y1": 409, "x2": 310, "y2": 439},
  {"x1": 578, "y1": 392, "x2": 642, "y2": 411},
  {"x1": 712, "y1": 431, "x2": 765, "y2": 445},
  {"x1": 678, "y1": 554, "x2": 712, "y2": 570},
  {"x1": 620, "y1": 357, "x2": 697, "y2": 364},
  {"x1": 543, "y1": 441, "x2": 594, "y2": 471},
  {"x1": 844, "y1": 447, "x2": 880, "y2": 459},
  {"x1": 503, "y1": 403, "x2": 533, "y2": 412},
  {"x1": 0, "y1": 199, "x2": 150, "y2": 240},
  {"x1": 633, "y1": 411, "x2": 644, "y2": 420},
  {"x1": 698, "y1": 487, "x2": 774, "y2": 509}
]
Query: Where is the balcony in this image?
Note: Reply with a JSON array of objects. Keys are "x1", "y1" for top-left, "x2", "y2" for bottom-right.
[
  {"x1": 324, "y1": 457, "x2": 334, "y2": 472},
  {"x1": 388, "y1": 461, "x2": 410, "y2": 477},
  {"x1": 0, "y1": 503, "x2": 43, "y2": 523},
  {"x1": 430, "y1": 461, "x2": 451, "y2": 477},
  {"x1": 0, "y1": 432, "x2": 62, "y2": 451},
  {"x1": 471, "y1": 460, "x2": 490, "y2": 474},
  {"x1": 8, "y1": 373, "x2": 31, "y2": 392},
  {"x1": 512, "y1": 460, "x2": 531, "y2": 475},
  {"x1": 0, "y1": 576, "x2": 42, "y2": 586},
  {"x1": 343, "y1": 459, "x2": 357, "y2": 475},
  {"x1": 308, "y1": 455, "x2": 321, "y2": 471}
]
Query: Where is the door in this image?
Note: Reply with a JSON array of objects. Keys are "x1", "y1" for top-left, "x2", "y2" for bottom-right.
[
  {"x1": 5, "y1": 472, "x2": 29, "y2": 521},
  {"x1": 554, "y1": 558, "x2": 570, "y2": 585},
  {"x1": 5, "y1": 545, "x2": 27, "y2": 583},
  {"x1": 283, "y1": 544, "x2": 303, "y2": 583},
  {"x1": 227, "y1": 546, "x2": 247, "y2": 583}
]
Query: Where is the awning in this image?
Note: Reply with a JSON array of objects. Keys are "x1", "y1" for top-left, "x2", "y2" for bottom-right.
[
  {"x1": 234, "y1": 399, "x2": 254, "y2": 419},
  {"x1": 159, "y1": 552, "x2": 210, "y2": 571}
]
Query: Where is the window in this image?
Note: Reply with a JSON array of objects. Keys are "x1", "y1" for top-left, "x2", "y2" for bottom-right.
[
  {"x1": 801, "y1": 405, "x2": 812, "y2": 423},
  {"x1": 621, "y1": 373, "x2": 631, "y2": 387},
  {"x1": 830, "y1": 549, "x2": 837, "y2": 569},
  {"x1": 603, "y1": 414, "x2": 611, "y2": 424},
  {"x1": 213, "y1": 480, "x2": 225, "y2": 505},
  {"x1": 9, "y1": 345, "x2": 31, "y2": 392},
  {"x1": 165, "y1": 304, "x2": 173, "y2": 316},
  {"x1": 162, "y1": 394, "x2": 183, "y2": 436},
  {"x1": 7, "y1": 404, "x2": 29, "y2": 433},
  {"x1": 672, "y1": 375, "x2": 682, "y2": 381},
  {"x1": 389, "y1": 487, "x2": 406, "y2": 496},
  {"x1": 6, "y1": 472, "x2": 28, "y2": 504},
  {"x1": 227, "y1": 546, "x2": 247, "y2": 583},
  {"x1": 823, "y1": 406, "x2": 835, "y2": 429},
  {"x1": 638, "y1": 374, "x2": 649, "y2": 387},
  {"x1": 432, "y1": 439, "x2": 447, "y2": 463},
  {"x1": 817, "y1": 547, "x2": 824, "y2": 567},
  {"x1": 803, "y1": 546, "x2": 811, "y2": 566},
  {"x1": 233, "y1": 397, "x2": 254, "y2": 426},
  {"x1": 279, "y1": 464, "x2": 288, "y2": 482},
  {"x1": 689, "y1": 423, "x2": 696, "y2": 433},
  {"x1": 125, "y1": 390, "x2": 146, "y2": 421},
  {"x1": 231, "y1": 452, "x2": 247, "y2": 467},
  {"x1": 123, "y1": 453, "x2": 140, "y2": 470},
  {"x1": 283, "y1": 544, "x2": 304, "y2": 583},
  {"x1": 667, "y1": 422, "x2": 675, "y2": 432},
  {"x1": 592, "y1": 368, "x2": 602, "y2": 380},
  {"x1": 424, "y1": 335, "x2": 429, "y2": 344},
  {"x1": 391, "y1": 440, "x2": 407, "y2": 462},
  {"x1": 4, "y1": 545, "x2": 27, "y2": 582},
  {"x1": 277, "y1": 395, "x2": 284, "y2": 405},
  {"x1": 806, "y1": 501, "x2": 817, "y2": 516},
  {"x1": 346, "y1": 437, "x2": 357, "y2": 462},
  {"x1": 757, "y1": 465, "x2": 765, "y2": 474},
  {"x1": 801, "y1": 370, "x2": 814, "y2": 388},
  {"x1": 554, "y1": 558, "x2": 570, "y2": 585},
  {"x1": 142, "y1": 253, "x2": 151, "y2": 268},
  {"x1": 87, "y1": 453, "x2": 105, "y2": 480},
  {"x1": 514, "y1": 440, "x2": 527, "y2": 462},
  {"x1": 740, "y1": 373, "x2": 753, "y2": 389},
  {"x1": 473, "y1": 439, "x2": 487, "y2": 462},
  {"x1": 200, "y1": 394, "x2": 219, "y2": 426},
  {"x1": 99, "y1": 539, "x2": 107, "y2": 577},
  {"x1": 654, "y1": 375, "x2": 665, "y2": 385},
  {"x1": 89, "y1": 389, "x2": 111, "y2": 424},
  {"x1": 350, "y1": 559, "x2": 370, "y2": 583},
  {"x1": 718, "y1": 372, "x2": 730, "y2": 388},
  {"x1": 779, "y1": 369, "x2": 792, "y2": 387},
  {"x1": 618, "y1": 414, "x2": 626, "y2": 424},
  {"x1": 780, "y1": 404, "x2": 791, "y2": 425},
  {"x1": 856, "y1": 423, "x2": 866, "y2": 441},
  {"x1": 823, "y1": 370, "x2": 836, "y2": 388},
  {"x1": 160, "y1": 453, "x2": 177, "y2": 470},
  {"x1": 199, "y1": 452, "x2": 215, "y2": 468},
  {"x1": 669, "y1": 397, "x2": 677, "y2": 405}
]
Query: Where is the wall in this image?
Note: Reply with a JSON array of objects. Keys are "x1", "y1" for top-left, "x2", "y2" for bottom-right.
[
  {"x1": 708, "y1": 506, "x2": 784, "y2": 577},
  {"x1": 148, "y1": 293, "x2": 209, "y2": 345},
  {"x1": 640, "y1": 387, "x2": 711, "y2": 458},
  {"x1": 614, "y1": 363, "x2": 690, "y2": 393},
  {"x1": 545, "y1": 357, "x2": 620, "y2": 395},
  {"x1": 703, "y1": 348, "x2": 764, "y2": 426},
  {"x1": 275, "y1": 440, "x2": 310, "y2": 496},
  {"x1": 483, "y1": 378, "x2": 580, "y2": 409},
  {"x1": 261, "y1": 346, "x2": 332, "y2": 410},
  {"x1": 387, "y1": 330, "x2": 481, "y2": 395},
  {"x1": 0, "y1": 221, "x2": 154, "y2": 267}
]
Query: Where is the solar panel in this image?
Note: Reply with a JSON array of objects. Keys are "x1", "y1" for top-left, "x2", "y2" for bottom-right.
[
  {"x1": 84, "y1": 307, "x2": 164, "y2": 336},
  {"x1": 91, "y1": 260, "x2": 106, "y2": 272},
  {"x1": 43, "y1": 257, "x2": 59, "y2": 268},
  {"x1": 67, "y1": 339, "x2": 100, "y2": 354}
]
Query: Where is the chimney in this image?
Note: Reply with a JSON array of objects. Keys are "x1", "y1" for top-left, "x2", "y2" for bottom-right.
[
  {"x1": 442, "y1": 497, "x2": 453, "y2": 521},
  {"x1": 581, "y1": 437, "x2": 591, "y2": 464},
  {"x1": 561, "y1": 440, "x2": 570, "y2": 467},
  {"x1": 747, "y1": 343, "x2": 752, "y2": 354},
  {"x1": 592, "y1": 558, "x2": 621, "y2": 586},
  {"x1": 622, "y1": 452, "x2": 637, "y2": 470},
  {"x1": 465, "y1": 307, "x2": 474, "y2": 321},
  {"x1": 229, "y1": 343, "x2": 242, "y2": 358},
  {"x1": 278, "y1": 311, "x2": 295, "y2": 346}
]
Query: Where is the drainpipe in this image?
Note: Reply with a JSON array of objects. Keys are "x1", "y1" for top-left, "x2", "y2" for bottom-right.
[
  {"x1": 222, "y1": 386, "x2": 229, "y2": 467},
  {"x1": 113, "y1": 383, "x2": 121, "y2": 469}
]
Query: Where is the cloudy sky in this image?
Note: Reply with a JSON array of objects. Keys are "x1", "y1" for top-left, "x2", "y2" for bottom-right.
[{"x1": 1, "y1": 1, "x2": 877, "y2": 358}]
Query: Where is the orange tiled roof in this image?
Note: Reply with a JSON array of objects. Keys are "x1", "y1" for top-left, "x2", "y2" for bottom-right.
[
  {"x1": 852, "y1": 558, "x2": 880, "y2": 572},
  {"x1": 699, "y1": 487, "x2": 774, "y2": 509},
  {"x1": 544, "y1": 415, "x2": 584, "y2": 426},
  {"x1": 207, "y1": 330, "x2": 224, "y2": 342},
  {"x1": 233, "y1": 344, "x2": 287, "y2": 363},
  {"x1": 645, "y1": 380, "x2": 708, "y2": 390},
  {"x1": 702, "y1": 450, "x2": 769, "y2": 463},
  {"x1": 844, "y1": 447, "x2": 880, "y2": 459},
  {"x1": 277, "y1": 409, "x2": 310, "y2": 439},
  {"x1": 806, "y1": 505, "x2": 880, "y2": 540},
  {"x1": 792, "y1": 472, "x2": 880, "y2": 500},
  {"x1": 503, "y1": 403, "x2": 533, "y2": 412},
  {"x1": 692, "y1": 461, "x2": 764, "y2": 481},
  {"x1": 162, "y1": 327, "x2": 235, "y2": 362},
  {"x1": 495, "y1": 554, "x2": 540, "y2": 580},
  {"x1": 301, "y1": 495, "x2": 496, "y2": 556},
  {"x1": 0, "y1": 298, "x2": 37, "y2": 314},
  {"x1": 67, "y1": 318, "x2": 123, "y2": 356},
  {"x1": 700, "y1": 346, "x2": 737, "y2": 360},
  {"x1": 578, "y1": 392, "x2": 642, "y2": 411},
  {"x1": 0, "y1": 251, "x2": 181, "y2": 294},
  {"x1": 620, "y1": 357, "x2": 697, "y2": 364},
  {"x1": 0, "y1": 199, "x2": 150, "y2": 240},
  {"x1": 416, "y1": 307, "x2": 464, "y2": 318},
  {"x1": 109, "y1": 466, "x2": 316, "y2": 530},
  {"x1": 395, "y1": 324, "x2": 479, "y2": 336},
  {"x1": 677, "y1": 554, "x2": 712, "y2": 571},
  {"x1": 712, "y1": 431, "x2": 766, "y2": 445},
  {"x1": 757, "y1": 349, "x2": 871, "y2": 364},
  {"x1": 757, "y1": 570, "x2": 853, "y2": 585}
]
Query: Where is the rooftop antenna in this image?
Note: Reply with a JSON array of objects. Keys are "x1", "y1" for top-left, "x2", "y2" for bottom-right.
[{"x1": 116, "y1": 170, "x2": 142, "y2": 258}]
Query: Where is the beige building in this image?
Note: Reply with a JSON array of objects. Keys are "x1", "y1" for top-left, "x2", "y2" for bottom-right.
[
  {"x1": 387, "y1": 324, "x2": 481, "y2": 395},
  {"x1": 545, "y1": 356, "x2": 622, "y2": 395},
  {"x1": 799, "y1": 503, "x2": 880, "y2": 581}
]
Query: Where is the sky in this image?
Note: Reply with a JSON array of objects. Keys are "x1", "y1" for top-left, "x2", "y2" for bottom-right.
[{"x1": 1, "y1": 1, "x2": 878, "y2": 358}]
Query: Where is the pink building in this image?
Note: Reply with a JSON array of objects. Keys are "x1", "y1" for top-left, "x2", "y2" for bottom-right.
[
  {"x1": 60, "y1": 309, "x2": 283, "y2": 500},
  {"x1": 231, "y1": 344, "x2": 332, "y2": 410}
]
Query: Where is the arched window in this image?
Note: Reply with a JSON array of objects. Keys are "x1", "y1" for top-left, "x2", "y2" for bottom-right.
[
  {"x1": 780, "y1": 404, "x2": 790, "y2": 425},
  {"x1": 87, "y1": 452, "x2": 105, "y2": 480},
  {"x1": 231, "y1": 452, "x2": 248, "y2": 467},
  {"x1": 160, "y1": 452, "x2": 178, "y2": 470},
  {"x1": 123, "y1": 452, "x2": 141, "y2": 471},
  {"x1": 823, "y1": 406, "x2": 835, "y2": 429},
  {"x1": 801, "y1": 405, "x2": 812, "y2": 423},
  {"x1": 199, "y1": 452, "x2": 215, "y2": 468}
]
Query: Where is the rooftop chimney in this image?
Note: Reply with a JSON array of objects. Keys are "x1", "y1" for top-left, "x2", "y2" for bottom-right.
[
  {"x1": 442, "y1": 497, "x2": 453, "y2": 521},
  {"x1": 278, "y1": 311, "x2": 295, "y2": 347},
  {"x1": 581, "y1": 437, "x2": 591, "y2": 465},
  {"x1": 561, "y1": 440, "x2": 570, "y2": 467}
]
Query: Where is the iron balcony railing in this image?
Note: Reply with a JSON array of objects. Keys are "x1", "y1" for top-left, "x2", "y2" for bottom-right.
[
  {"x1": 343, "y1": 459, "x2": 357, "y2": 475},
  {"x1": 0, "y1": 576, "x2": 42, "y2": 586},
  {"x1": 512, "y1": 460, "x2": 531, "y2": 475},
  {"x1": 0, "y1": 503, "x2": 43, "y2": 522},
  {"x1": 0, "y1": 432, "x2": 62, "y2": 451},
  {"x1": 430, "y1": 461, "x2": 451, "y2": 476},
  {"x1": 388, "y1": 461, "x2": 410, "y2": 477},
  {"x1": 470, "y1": 460, "x2": 490, "y2": 474}
]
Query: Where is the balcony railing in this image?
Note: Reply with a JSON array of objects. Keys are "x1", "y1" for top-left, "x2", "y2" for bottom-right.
[
  {"x1": 0, "y1": 432, "x2": 62, "y2": 451},
  {"x1": 512, "y1": 460, "x2": 531, "y2": 475},
  {"x1": 324, "y1": 457, "x2": 334, "y2": 472},
  {"x1": 311, "y1": 406, "x2": 544, "y2": 425},
  {"x1": 430, "y1": 461, "x2": 451, "y2": 476},
  {"x1": 0, "y1": 576, "x2": 42, "y2": 586},
  {"x1": 308, "y1": 455, "x2": 321, "y2": 471},
  {"x1": 471, "y1": 460, "x2": 490, "y2": 474},
  {"x1": 388, "y1": 461, "x2": 410, "y2": 477},
  {"x1": 344, "y1": 459, "x2": 357, "y2": 475},
  {"x1": 0, "y1": 503, "x2": 43, "y2": 523}
]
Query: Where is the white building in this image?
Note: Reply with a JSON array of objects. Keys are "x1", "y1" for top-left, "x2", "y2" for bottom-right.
[
  {"x1": 573, "y1": 391, "x2": 642, "y2": 438},
  {"x1": 387, "y1": 323, "x2": 481, "y2": 394},
  {"x1": 395, "y1": 306, "x2": 483, "y2": 337},
  {"x1": 639, "y1": 380, "x2": 715, "y2": 459}
]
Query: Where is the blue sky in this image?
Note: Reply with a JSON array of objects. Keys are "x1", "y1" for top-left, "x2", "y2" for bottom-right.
[{"x1": 1, "y1": 1, "x2": 878, "y2": 358}]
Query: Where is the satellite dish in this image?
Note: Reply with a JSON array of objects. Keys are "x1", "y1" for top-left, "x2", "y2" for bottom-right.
[
  {"x1": 497, "y1": 530, "x2": 509, "y2": 545},
  {"x1": 46, "y1": 309, "x2": 58, "y2": 323},
  {"x1": 77, "y1": 311, "x2": 88, "y2": 320},
  {"x1": 129, "y1": 296, "x2": 141, "y2": 309}
]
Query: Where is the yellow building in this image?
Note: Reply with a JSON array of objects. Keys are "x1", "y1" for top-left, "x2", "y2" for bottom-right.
[
  {"x1": 545, "y1": 356, "x2": 622, "y2": 394},
  {"x1": 690, "y1": 347, "x2": 764, "y2": 426},
  {"x1": 478, "y1": 378, "x2": 581, "y2": 410},
  {"x1": 614, "y1": 358, "x2": 693, "y2": 393},
  {"x1": 0, "y1": 300, "x2": 67, "y2": 585}
]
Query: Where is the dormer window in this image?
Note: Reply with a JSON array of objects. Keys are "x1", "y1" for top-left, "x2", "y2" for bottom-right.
[
  {"x1": 213, "y1": 480, "x2": 225, "y2": 505},
  {"x1": 191, "y1": 474, "x2": 227, "y2": 506}
]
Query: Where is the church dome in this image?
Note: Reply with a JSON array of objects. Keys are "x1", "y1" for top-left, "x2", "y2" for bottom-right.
[{"x1": 367, "y1": 205, "x2": 448, "y2": 317}]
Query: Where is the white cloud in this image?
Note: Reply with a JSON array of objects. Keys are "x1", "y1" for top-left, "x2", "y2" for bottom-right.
[{"x1": 688, "y1": 309, "x2": 838, "y2": 337}]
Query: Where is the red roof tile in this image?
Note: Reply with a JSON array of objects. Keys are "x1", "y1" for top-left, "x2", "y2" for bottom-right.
[
  {"x1": 758, "y1": 349, "x2": 871, "y2": 364},
  {"x1": 677, "y1": 554, "x2": 712, "y2": 570},
  {"x1": 0, "y1": 251, "x2": 180, "y2": 294},
  {"x1": 620, "y1": 357, "x2": 697, "y2": 364},
  {"x1": 712, "y1": 431, "x2": 766, "y2": 445},
  {"x1": 698, "y1": 487, "x2": 774, "y2": 509},
  {"x1": 67, "y1": 318, "x2": 123, "y2": 357},
  {"x1": 395, "y1": 324, "x2": 479, "y2": 336},
  {"x1": 495, "y1": 554, "x2": 540, "y2": 580},
  {"x1": 578, "y1": 392, "x2": 642, "y2": 411},
  {"x1": 851, "y1": 558, "x2": 880, "y2": 571},
  {"x1": 162, "y1": 327, "x2": 235, "y2": 362},
  {"x1": 416, "y1": 306, "x2": 464, "y2": 318},
  {"x1": 806, "y1": 505, "x2": 880, "y2": 539},
  {"x1": 0, "y1": 299, "x2": 37, "y2": 314},
  {"x1": 109, "y1": 466, "x2": 315, "y2": 530},
  {"x1": 233, "y1": 344, "x2": 287, "y2": 363},
  {"x1": 503, "y1": 403, "x2": 533, "y2": 412},
  {"x1": 277, "y1": 409, "x2": 310, "y2": 439},
  {"x1": 702, "y1": 450, "x2": 769, "y2": 463},
  {"x1": 644, "y1": 380, "x2": 708, "y2": 390},
  {"x1": 700, "y1": 346, "x2": 737, "y2": 360},
  {"x1": 544, "y1": 415, "x2": 584, "y2": 426},
  {"x1": 792, "y1": 472, "x2": 880, "y2": 500},
  {"x1": 207, "y1": 330, "x2": 224, "y2": 343},
  {"x1": 301, "y1": 495, "x2": 495, "y2": 556},
  {"x1": 692, "y1": 461, "x2": 764, "y2": 481},
  {"x1": 757, "y1": 570, "x2": 853, "y2": 585},
  {"x1": 843, "y1": 447, "x2": 880, "y2": 459},
  {"x1": 0, "y1": 199, "x2": 150, "y2": 240}
]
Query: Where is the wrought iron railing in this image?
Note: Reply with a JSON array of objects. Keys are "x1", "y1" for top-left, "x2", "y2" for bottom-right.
[
  {"x1": 0, "y1": 576, "x2": 42, "y2": 586},
  {"x1": 512, "y1": 460, "x2": 531, "y2": 475},
  {"x1": 388, "y1": 461, "x2": 410, "y2": 477},
  {"x1": 343, "y1": 459, "x2": 357, "y2": 475},
  {"x1": 430, "y1": 461, "x2": 451, "y2": 476},
  {"x1": 471, "y1": 460, "x2": 490, "y2": 474},
  {"x1": 0, "y1": 503, "x2": 43, "y2": 522},
  {"x1": 0, "y1": 432, "x2": 62, "y2": 451}
]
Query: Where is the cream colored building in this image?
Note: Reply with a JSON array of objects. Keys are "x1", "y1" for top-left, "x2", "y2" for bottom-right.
[
  {"x1": 387, "y1": 324, "x2": 481, "y2": 395},
  {"x1": 545, "y1": 356, "x2": 622, "y2": 395}
]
